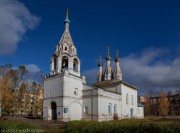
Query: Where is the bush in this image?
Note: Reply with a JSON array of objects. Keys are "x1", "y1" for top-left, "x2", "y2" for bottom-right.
[{"x1": 113, "y1": 113, "x2": 118, "y2": 120}]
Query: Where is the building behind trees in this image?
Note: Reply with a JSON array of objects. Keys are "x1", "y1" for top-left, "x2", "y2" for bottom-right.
[
  {"x1": 0, "y1": 64, "x2": 44, "y2": 117},
  {"x1": 139, "y1": 90, "x2": 180, "y2": 116}
]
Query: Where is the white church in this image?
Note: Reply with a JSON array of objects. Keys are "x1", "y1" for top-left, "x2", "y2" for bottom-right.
[{"x1": 43, "y1": 9, "x2": 144, "y2": 121}]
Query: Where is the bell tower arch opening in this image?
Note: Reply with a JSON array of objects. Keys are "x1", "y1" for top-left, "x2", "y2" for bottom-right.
[
  {"x1": 62, "y1": 56, "x2": 69, "y2": 70},
  {"x1": 73, "y1": 58, "x2": 79, "y2": 72}
]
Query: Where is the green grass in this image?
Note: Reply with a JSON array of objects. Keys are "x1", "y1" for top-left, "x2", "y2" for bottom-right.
[
  {"x1": 0, "y1": 121, "x2": 44, "y2": 133},
  {"x1": 64, "y1": 118, "x2": 180, "y2": 133},
  {"x1": 0, "y1": 117, "x2": 179, "y2": 133}
]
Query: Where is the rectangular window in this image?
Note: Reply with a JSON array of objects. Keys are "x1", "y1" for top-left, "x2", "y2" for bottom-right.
[{"x1": 64, "y1": 108, "x2": 68, "y2": 113}]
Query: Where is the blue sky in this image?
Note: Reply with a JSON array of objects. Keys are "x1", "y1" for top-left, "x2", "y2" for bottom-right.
[{"x1": 0, "y1": 0, "x2": 180, "y2": 93}]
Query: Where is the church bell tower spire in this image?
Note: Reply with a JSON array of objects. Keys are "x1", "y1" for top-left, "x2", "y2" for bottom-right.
[{"x1": 49, "y1": 9, "x2": 80, "y2": 77}]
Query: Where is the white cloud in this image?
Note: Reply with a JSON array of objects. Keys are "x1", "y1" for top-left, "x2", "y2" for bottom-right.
[
  {"x1": 0, "y1": 0, "x2": 40, "y2": 55},
  {"x1": 83, "y1": 47, "x2": 180, "y2": 92},
  {"x1": 25, "y1": 64, "x2": 40, "y2": 73}
]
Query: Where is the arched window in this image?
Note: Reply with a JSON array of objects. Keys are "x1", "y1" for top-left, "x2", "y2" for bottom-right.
[
  {"x1": 62, "y1": 56, "x2": 68, "y2": 70},
  {"x1": 65, "y1": 46, "x2": 67, "y2": 51},
  {"x1": 73, "y1": 58, "x2": 78, "y2": 72},
  {"x1": 126, "y1": 94, "x2": 129, "y2": 105},
  {"x1": 108, "y1": 103, "x2": 112, "y2": 114},
  {"x1": 74, "y1": 88, "x2": 78, "y2": 95},
  {"x1": 114, "y1": 104, "x2": 117, "y2": 113},
  {"x1": 53, "y1": 56, "x2": 57, "y2": 70}
]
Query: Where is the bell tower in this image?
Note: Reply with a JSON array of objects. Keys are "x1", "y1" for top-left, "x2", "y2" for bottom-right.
[{"x1": 50, "y1": 9, "x2": 80, "y2": 77}]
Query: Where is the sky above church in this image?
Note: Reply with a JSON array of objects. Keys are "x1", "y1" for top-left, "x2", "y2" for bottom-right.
[{"x1": 0, "y1": 0, "x2": 180, "y2": 94}]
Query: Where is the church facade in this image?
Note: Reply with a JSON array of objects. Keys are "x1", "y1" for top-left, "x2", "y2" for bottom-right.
[{"x1": 43, "y1": 9, "x2": 144, "y2": 121}]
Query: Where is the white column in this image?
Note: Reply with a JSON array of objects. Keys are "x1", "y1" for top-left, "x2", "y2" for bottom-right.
[
  {"x1": 78, "y1": 61, "x2": 80, "y2": 74},
  {"x1": 68, "y1": 58, "x2": 73, "y2": 72},
  {"x1": 57, "y1": 56, "x2": 62, "y2": 73},
  {"x1": 50, "y1": 58, "x2": 54, "y2": 75}
]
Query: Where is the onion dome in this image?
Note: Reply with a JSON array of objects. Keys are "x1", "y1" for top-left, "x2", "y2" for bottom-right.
[
  {"x1": 115, "y1": 57, "x2": 120, "y2": 62},
  {"x1": 64, "y1": 9, "x2": 70, "y2": 24},
  {"x1": 64, "y1": 18, "x2": 70, "y2": 24},
  {"x1": 106, "y1": 56, "x2": 111, "y2": 60}
]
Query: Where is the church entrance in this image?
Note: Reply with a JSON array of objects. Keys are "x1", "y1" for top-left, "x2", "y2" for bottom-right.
[{"x1": 51, "y1": 102, "x2": 57, "y2": 120}]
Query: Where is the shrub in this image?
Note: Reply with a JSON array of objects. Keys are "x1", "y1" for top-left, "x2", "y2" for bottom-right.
[{"x1": 113, "y1": 113, "x2": 118, "y2": 120}]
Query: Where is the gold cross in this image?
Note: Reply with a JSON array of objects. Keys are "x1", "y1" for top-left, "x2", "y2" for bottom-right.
[
  {"x1": 66, "y1": 9, "x2": 69, "y2": 19},
  {"x1": 116, "y1": 50, "x2": 119, "y2": 58}
]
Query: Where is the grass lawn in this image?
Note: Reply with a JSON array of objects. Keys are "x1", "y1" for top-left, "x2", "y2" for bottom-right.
[
  {"x1": 0, "y1": 117, "x2": 63, "y2": 133},
  {"x1": 0, "y1": 121, "x2": 43, "y2": 133},
  {"x1": 0, "y1": 117, "x2": 179, "y2": 133},
  {"x1": 65, "y1": 117, "x2": 180, "y2": 133}
]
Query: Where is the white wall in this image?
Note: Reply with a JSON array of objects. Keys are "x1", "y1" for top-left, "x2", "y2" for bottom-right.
[
  {"x1": 121, "y1": 83, "x2": 138, "y2": 118},
  {"x1": 82, "y1": 88, "x2": 121, "y2": 121},
  {"x1": 62, "y1": 73, "x2": 84, "y2": 120},
  {"x1": 43, "y1": 71, "x2": 84, "y2": 121},
  {"x1": 44, "y1": 75, "x2": 63, "y2": 98},
  {"x1": 137, "y1": 107, "x2": 144, "y2": 118}
]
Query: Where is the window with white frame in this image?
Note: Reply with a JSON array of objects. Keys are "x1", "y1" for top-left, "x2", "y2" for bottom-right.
[
  {"x1": 108, "y1": 103, "x2": 112, "y2": 114},
  {"x1": 114, "y1": 104, "x2": 117, "y2": 113},
  {"x1": 126, "y1": 94, "x2": 129, "y2": 105},
  {"x1": 64, "y1": 108, "x2": 68, "y2": 113},
  {"x1": 74, "y1": 88, "x2": 78, "y2": 95}
]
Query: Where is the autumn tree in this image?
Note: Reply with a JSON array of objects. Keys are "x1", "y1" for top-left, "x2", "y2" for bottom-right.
[
  {"x1": 0, "y1": 64, "x2": 44, "y2": 116},
  {"x1": 0, "y1": 65, "x2": 14, "y2": 114},
  {"x1": 144, "y1": 96, "x2": 151, "y2": 116},
  {"x1": 158, "y1": 90, "x2": 169, "y2": 117}
]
